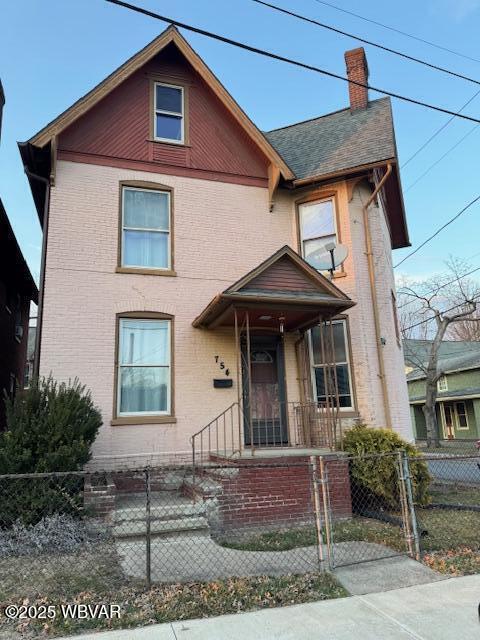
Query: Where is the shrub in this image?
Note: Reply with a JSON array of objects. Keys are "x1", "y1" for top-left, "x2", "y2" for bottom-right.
[
  {"x1": 342, "y1": 424, "x2": 431, "y2": 510},
  {"x1": 0, "y1": 513, "x2": 107, "y2": 557},
  {"x1": 0, "y1": 377, "x2": 102, "y2": 525}
]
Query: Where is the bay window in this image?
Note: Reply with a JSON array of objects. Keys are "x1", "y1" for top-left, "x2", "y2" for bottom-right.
[
  {"x1": 298, "y1": 198, "x2": 337, "y2": 270},
  {"x1": 310, "y1": 319, "x2": 354, "y2": 410}
]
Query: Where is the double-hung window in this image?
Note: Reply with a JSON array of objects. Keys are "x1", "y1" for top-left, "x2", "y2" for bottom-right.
[
  {"x1": 154, "y1": 82, "x2": 184, "y2": 143},
  {"x1": 117, "y1": 318, "x2": 171, "y2": 416},
  {"x1": 310, "y1": 319, "x2": 353, "y2": 409},
  {"x1": 298, "y1": 198, "x2": 337, "y2": 270},
  {"x1": 121, "y1": 186, "x2": 171, "y2": 270}
]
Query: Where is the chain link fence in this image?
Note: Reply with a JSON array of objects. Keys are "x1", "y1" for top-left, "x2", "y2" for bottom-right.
[{"x1": 0, "y1": 451, "x2": 478, "y2": 633}]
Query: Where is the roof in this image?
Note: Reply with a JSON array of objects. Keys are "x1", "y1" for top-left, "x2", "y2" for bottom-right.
[
  {"x1": 20, "y1": 29, "x2": 409, "y2": 248},
  {"x1": 265, "y1": 97, "x2": 408, "y2": 249},
  {"x1": 410, "y1": 387, "x2": 480, "y2": 403},
  {"x1": 0, "y1": 199, "x2": 38, "y2": 303},
  {"x1": 20, "y1": 25, "x2": 292, "y2": 206},
  {"x1": 265, "y1": 98, "x2": 395, "y2": 182},
  {"x1": 193, "y1": 245, "x2": 355, "y2": 330},
  {"x1": 405, "y1": 339, "x2": 480, "y2": 382}
]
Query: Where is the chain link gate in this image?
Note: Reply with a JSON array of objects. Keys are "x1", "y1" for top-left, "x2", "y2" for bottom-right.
[{"x1": 311, "y1": 452, "x2": 421, "y2": 569}]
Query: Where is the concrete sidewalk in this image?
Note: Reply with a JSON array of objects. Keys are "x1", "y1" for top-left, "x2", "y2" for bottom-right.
[{"x1": 61, "y1": 574, "x2": 480, "y2": 640}]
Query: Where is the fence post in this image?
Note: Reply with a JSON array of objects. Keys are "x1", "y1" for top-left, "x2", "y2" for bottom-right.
[
  {"x1": 397, "y1": 451, "x2": 413, "y2": 558},
  {"x1": 309, "y1": 455, "x2": 325, "y2": 569},
  {"x1": 145, "y1": 467, "x2": 152, "y2": 589},
  {"x1": 318, "y1": 456, "x2": 334, "y2": 570},
  {"x1": 403, "y1": 452, "x2": 421, "y2": 561}
]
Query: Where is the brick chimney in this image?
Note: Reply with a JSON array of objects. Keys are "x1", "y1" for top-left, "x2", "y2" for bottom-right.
[{"x1": 344, "y1": 48, "x2": 369, "y2": 111}]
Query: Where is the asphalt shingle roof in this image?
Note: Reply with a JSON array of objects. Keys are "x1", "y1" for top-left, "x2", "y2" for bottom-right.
[
  {"x1": 404, "y1": 339, "x2": 480, "y2": 382},
  {"x1": 264, "y1": 97, "x2": 395, "y2": 181}
]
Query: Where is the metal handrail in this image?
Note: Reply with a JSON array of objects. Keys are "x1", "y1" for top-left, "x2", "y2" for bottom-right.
[{"x1": 190, "y1": 399, "x2": 339, "y2": 478}]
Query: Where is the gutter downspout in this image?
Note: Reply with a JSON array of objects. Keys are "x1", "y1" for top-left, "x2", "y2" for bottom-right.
[
  {"x1": 24, "y1": 167, "x2": 50, "y2": 380},
  {"x1": 362, "y1": 163, "x2": 393, "y2": 429}
]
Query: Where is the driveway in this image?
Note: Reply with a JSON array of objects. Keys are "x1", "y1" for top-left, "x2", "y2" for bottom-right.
[
  {"x1": 426, "y1": 456, "x2": 480, "y2": 484},
  {"x1": 56, "y1": 573, "x2": 480, "y2": 640}
]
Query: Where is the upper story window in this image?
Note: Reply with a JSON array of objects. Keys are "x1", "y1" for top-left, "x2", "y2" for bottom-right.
[
  {"x1": 437, "y1": 375, "x2": 448, "y2": 392},
  {"x1": 121, "y1": 186, "x2": 171, "y2": 271},
  {"x1": 310, "y1": 319, "x2": 354, "y2": 410},
  {"x1": 298, "y1": 198, "x2": 337, "y2": 270},
  {"x1": 154, "y1": 82, "x2": 184, "y2": 144}
]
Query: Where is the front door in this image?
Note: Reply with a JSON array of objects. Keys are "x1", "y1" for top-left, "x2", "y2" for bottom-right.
[
  {"x1": 242, "y1": 335, "x2": 288, "y2": 446},
  {"x1": 442, "y1": 403, "x2": 455, "y2": 439}
]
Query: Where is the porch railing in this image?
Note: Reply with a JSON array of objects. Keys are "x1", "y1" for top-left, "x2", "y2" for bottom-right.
[{"x1": 190, "y1": 400, "x2": 340, "y2": 472}]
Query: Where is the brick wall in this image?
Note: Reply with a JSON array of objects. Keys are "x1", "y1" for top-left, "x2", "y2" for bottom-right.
[
  {"x1": 202, "y1": 455, "x2": 352, "y2": 538},
  {"x1": 41, "y1": 160, "x2": 412, "y2": 465}
]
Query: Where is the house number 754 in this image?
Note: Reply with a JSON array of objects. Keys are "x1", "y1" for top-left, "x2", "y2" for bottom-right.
[{"x1": 214, "y1": 355, "x2": 230, "y2": 377}]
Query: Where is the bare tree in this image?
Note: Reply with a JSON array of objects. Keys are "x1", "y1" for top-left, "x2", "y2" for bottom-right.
[{"x1": 398, "y1": 259, "x2": 480, "y2": 447}]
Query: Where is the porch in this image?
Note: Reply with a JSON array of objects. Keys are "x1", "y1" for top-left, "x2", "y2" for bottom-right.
[{"x1": 191, "y1": 246, "x2": 356, "y2": 465}]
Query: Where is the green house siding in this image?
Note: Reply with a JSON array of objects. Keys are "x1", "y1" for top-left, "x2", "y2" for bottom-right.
[{"x1": 408, "y1": 367, "x2": 480, "y2": 439}]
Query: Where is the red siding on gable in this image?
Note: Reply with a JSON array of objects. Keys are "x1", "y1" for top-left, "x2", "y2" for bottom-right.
[
  {"x1": 58, "y1": 44, "x2": 269, "y2": 183},
  {"x1": 243, "y1": 256, "x2": 323, "y2": 293}
]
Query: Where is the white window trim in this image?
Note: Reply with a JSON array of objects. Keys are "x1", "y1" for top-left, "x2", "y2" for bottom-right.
[
  {"x1": 298, "y1": 197, "x2": 338, "y2": 272},
  {"x1": 153, "y1": 82, "x2": 185, "y2": 144},
  {"x1": 117, "y1": 318, "x2": 172, "y2": 417},
  {"x1": 437, "y1": 375, "x2": 448, "y2": 392},
  {"x1": 121, "y1": 186, "x2": 171, "y2": 271},
  {"x1": 308, "y1": 319, "x2": 354, "y2": 411},
  {"x1": 454, "y1": 401, "x2": 469, "y2": 430}
]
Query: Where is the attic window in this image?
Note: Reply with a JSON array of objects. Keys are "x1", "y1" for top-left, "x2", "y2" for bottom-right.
[
  {"x1": 154, "y1": 82, "x2": 184, "y2": 144},
  {"x1": 437, "y1": 375, "x2": 448, "y2": 392}
]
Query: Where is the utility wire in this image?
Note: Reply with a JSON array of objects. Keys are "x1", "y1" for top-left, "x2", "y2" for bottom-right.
[
  {"x1": 312, "y1": 0, "x2": 480, "y2": 65},
  {"x1": 402, "y1": 291, "x2": 480, "y2": 333},
  {"x1": 251, "y1": 0, "x2": 480, "y2": 87},
  {"x1": 397, "y1": 264, "x2": 480, "y2": 310},
  {"x1": 405, "y1": 124, "x2": 479, "y2": 192},
  {"x1": 401, "y1": 88, "x2": 480, "y2": 169},
  {"x1": 105, "y1": 0, "x2": 480, "y2": 125},
  {"x1": 394, "y1": 194, "x2": 480, "y2": 269}
]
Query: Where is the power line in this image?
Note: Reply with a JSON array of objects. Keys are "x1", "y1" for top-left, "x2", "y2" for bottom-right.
[
  {"x1": 251, "y1": 0, "x2": 480, "y2": 87},
  {"x1": 405, "y1": 124, "x2": 480, "y2": 192},
  {"x1": 393, "y1": 194, "x2": 480, "y2": 269},
  {"x1": 402, "y1": 291, "x2": 480, "y2": 333},
  {"x1": 104, "y1": 0, "x2": 480, "y2": 125},
  {"x1": 312, "y1": 0, "x2": 480, "y2": 65},
  {"x1": 401, "y1": 88, "x2": 480, "y2": 169},
  {"x1": 397, "y1": 264, "x2": 480, "y2": 310}
]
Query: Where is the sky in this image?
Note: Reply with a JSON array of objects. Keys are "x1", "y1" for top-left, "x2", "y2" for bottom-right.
[{"x1": 1, "y1": 0, "x2": 480, "y2": 289}]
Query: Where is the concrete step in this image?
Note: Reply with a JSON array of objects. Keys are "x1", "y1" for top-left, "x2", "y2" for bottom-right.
[
  {"x1": 114, "y1": 500, "x2": 206, "y2": 524},
  {"x1": 113, "y1": 515, "x2": 209, "y2": 539},
  {"x1": 183, "y1": 473, "x2": 223, "y2": 498}
]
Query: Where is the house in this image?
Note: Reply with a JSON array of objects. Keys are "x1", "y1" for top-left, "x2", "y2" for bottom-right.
[
  {"x1": 19, "y1": 27, "x2": 412, "y2": 469},
  {"x1": 0, "y1": 199, "x2": 38, "y2": 427},
  {"x1": 0, "y1": 81, "x2": 39, "y2": 428},
  {"x1": 405, "y1": 339, "x2": 480, "y2": 440},
  {"x1": 24, "y1": 323, "x2": 36, "y2": 388}
]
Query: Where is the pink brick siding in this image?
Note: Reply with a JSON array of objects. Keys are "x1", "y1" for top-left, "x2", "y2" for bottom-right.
[{"x1": 40, "y1": 161, "x2": 412, "y2": 467}]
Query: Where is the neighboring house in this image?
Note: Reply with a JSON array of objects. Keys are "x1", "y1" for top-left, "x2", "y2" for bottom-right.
[
  {"x1": 24, "y1": 324, "x2": 36, "y2": 388},
  {"x1": 405, "y1": 339, "x2": 480, "y2": 440},
  {"x1": 0, "y1": 80, "x2": 39, "y2": 428},
  {"x1": 19, "y1": 28, "x2": 412, "y2": 468},
  {"x1": 0, "y1": 199, "x2": 38, "y2": 427}
]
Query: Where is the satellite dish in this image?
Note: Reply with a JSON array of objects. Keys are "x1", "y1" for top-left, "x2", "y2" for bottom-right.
[{"x1": 308, "y1": 243, "x2": 349, "y2": 272}]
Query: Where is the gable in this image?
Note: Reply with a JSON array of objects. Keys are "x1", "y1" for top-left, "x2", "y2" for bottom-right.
[
  {"x1": 58, "y1": 43, "x2": 270, "y2": 181},
  {"x1": 240, "y1": 255, "x2": 326, "y2": 294}
]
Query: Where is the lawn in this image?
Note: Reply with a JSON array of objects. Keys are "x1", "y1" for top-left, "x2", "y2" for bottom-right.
[
  {"x1": 220, "y1": 494, "x2": 480, "y2": 577},
  {"x1": 0, "y1": 541, "x2": 346, "y2": 638}
]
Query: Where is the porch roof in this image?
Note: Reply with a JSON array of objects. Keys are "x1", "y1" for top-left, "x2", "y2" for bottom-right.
[{"x1": 192, "y1": 245, "x2": 355, "y2": 332}]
